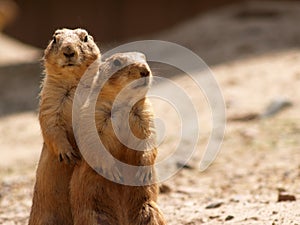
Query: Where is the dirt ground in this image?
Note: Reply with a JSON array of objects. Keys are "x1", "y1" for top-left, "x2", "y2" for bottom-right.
[{"x1": 1, "y1": 1, "x2": 300, "y2": 224}]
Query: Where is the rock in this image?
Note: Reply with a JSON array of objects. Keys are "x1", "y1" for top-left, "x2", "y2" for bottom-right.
[
  {"x1": 228, "y1": 112, "x2": 259, "y2": 122},
  {"x1": 0, "y1": 0, "x2": 18, "y2": 30},
  {"x1": 176, "y1": 161, "x2": 194, "y2": 170},
  {"x1": 159, "y1": 184, "x2": 172, "y2": 194},
  {"x1": 205, "y1": 202, "x2": 223, "y2": 209},
  {"x1": 277, "y1": 192, "x2": 296, "y2": 202},
  {"x1": 245, "y1": 216, "x2": 259, "y2": 221},
  {"x1": 228, "y1": 97, "x2": 293, "y2": 122},
  {"x1": 209, "y1": 215, "x2": 220, "y2": 219},
  {"x1": 260, "y1": 97, "x2": 292, "y2": 119},
  {"x1": 277, "y1": 187, "x2": 287, "y2": 193},
  {"x1": 225, "y1": 215, "x2": 234, "y2": 221}
]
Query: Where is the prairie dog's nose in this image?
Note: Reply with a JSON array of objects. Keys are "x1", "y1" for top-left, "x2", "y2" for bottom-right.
[
  {"x1": 140, "y1": 67, "x2": 150, "y2": 77},
  {"x1": 62, "y1": 45, "x2": 76, "y2": 58}
]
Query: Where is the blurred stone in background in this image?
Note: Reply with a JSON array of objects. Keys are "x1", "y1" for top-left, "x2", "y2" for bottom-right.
[
  {"x1": 0, "y1": 0, "x2": 18, "y2": 31},
  {"x1": 0, "y1": 0, "x2": 41, "y2": 116}
]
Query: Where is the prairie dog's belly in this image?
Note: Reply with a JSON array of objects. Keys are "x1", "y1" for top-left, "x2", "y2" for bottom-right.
[{"x1": 94, "y1": 103, "x2": 154, "y2": 166}]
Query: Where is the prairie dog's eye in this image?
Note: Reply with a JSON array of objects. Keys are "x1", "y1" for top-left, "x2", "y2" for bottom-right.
[
  {"x1": 53, "y1": 36, "x2": 57, "y2": 44},
  {"x1": 83, "y1": 35, "x2": 88, "y2": 42},
  {"x1": 113, "y1": 59, "x2": 121, "y2": 67}
]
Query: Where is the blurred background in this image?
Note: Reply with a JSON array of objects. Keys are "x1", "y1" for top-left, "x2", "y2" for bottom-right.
[
  {"x1": 1, "y1": 0, "x2": 300, "y2": 115},
  {"x1": 1, "y1": 0, "x2": 300, "y2": 224},
  {"x1": 4, "y1": 0, "x2": 240, "y2": 48}
]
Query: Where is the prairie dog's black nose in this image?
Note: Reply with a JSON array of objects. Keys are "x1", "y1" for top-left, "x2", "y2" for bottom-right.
[
  {"x1": 140, "y1": 68, "x2": 150, "y2": 77},
  {"x1": 62, "y1": 45, "x2": 76, "y2": 58}
]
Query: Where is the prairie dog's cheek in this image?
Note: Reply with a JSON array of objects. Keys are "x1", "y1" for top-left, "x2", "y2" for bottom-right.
[{"x1": 57, "y1": 57, "x2": 65, "y2": 66}]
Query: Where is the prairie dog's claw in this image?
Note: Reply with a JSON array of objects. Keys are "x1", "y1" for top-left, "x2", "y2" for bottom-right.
[
  {"x1": 135, "y1": 166, "x2": 154, "y2": 185},
  {"x1": 94, "y1": 162, "x2": 123, "y2": 183},
  {"x1": 57, "y1": 145, "x2": 80, "y2": 164}
]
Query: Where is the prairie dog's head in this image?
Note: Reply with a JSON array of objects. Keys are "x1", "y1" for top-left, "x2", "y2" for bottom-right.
[
  {"x1": 97, "y1": 52, "x2": 152, "y2": 102},
  {"x1": 44, "y1": 28, "x2": 100, "y2": 77}
]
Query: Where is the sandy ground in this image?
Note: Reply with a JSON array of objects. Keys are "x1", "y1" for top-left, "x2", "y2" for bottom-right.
[{"x1": 1, "y1": 1, "x2": 300, "y2": 224}]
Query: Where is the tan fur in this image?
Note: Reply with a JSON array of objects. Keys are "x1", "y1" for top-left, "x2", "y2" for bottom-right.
[
  {"x1": 70, "y1": 53, "x2": 166, "y2": 225},
  {"x1": 29, "y1": 28, "x2": 100, "y2": 225}
]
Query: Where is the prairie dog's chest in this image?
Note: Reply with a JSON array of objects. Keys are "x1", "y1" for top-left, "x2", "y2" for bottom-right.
[
  {"x1": 41, "y1": 84, "x2": 77, "y2": 128},
  {"x1": 95, "y1": 104, "x2": 153, "y2": 145},
  {"x1": 61, "y1": 87, "x2": 76, "y2": 126},
  {"x1": 95, "y1": 107, "x2": 129, "y2": 139}
]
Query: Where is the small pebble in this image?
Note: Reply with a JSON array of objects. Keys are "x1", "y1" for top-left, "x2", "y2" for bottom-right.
[
  {"x1": 260, "y1": 97, "x2": 292, "y2": 119},
  {"x1": 277, "y1": 192, "x2": 296, "y2": 202},
  {"x1": 205, "y1": 202, "x2": 223, "y2": 209},
  {"x1": 208, "y1": 215, "x2": 220, "y2": 219},
  {"x1": 176, "y1": 161, "x2": 194, "y2": 170},
  {"x1": 277, "y1": 187, "x2": 287, "y2": 193},
  {"x1": 228, "y1": 112, "x2": 259, "y2": 122},
  {"x1": 159, "y1": 184, "x2": 172, "y2": 194},
  {"x1": 225, "y1": 215, "x2": 234, "y2": 221}
]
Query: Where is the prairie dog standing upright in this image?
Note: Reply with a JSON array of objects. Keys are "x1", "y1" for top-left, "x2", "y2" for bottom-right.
[
  {"x1": 70, "y1": 52, "x2": 166, "y2": 225},
  {"x1": 29, "y1": 28, "x2": 100, "y2": 225}
]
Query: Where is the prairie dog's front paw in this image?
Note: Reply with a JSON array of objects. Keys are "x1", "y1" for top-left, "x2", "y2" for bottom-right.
[
  {"x1": 56, "y1": 143, "x2": 81, "y2": 164},
  {"x1": 135, "y1": 166, "x2": 155, "y2": 185},
  {"x1": 94, "y1": 160, "x2": 123, "y2": 183}
]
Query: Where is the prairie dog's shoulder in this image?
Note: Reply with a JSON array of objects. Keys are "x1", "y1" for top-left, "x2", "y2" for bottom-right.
[{"x1": 43, "y1": 28, "x2": 100, "y2": 81}]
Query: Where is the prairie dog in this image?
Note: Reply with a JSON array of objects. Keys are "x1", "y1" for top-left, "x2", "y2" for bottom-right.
[
  {"x1": 29, "y1": 28, "x2": 100, "y2": 225},
  {"x1": 70, "y1": 52, "x2": 166, "y2": 225}
]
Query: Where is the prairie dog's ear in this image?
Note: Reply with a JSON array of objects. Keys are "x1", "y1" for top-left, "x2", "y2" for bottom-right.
[
  {"x1": 88, "y1": 35, "x2": 94, "y2": 41},
  {"x1": 101, "y1": 52, "x2": 122, "y2": 62}
]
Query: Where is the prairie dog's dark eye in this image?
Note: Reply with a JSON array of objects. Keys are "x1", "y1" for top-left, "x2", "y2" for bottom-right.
[
  {"x1": 113, "y1": 59, "x2": 121, "y2": 67},
  {"x1": 83, "y1": 35, "x2": 88, "y2": 42},
  {"x1": 53, "y1": 36, "x2": 57, "y2": 44}
]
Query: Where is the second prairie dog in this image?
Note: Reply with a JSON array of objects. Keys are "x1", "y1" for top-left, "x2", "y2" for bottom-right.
[
  {"x1": 70, "y1": 52, "x2": 166, "y2": 225},
  {"x1": 28, "y1": 28, "x2": 100, "y2": 225}
]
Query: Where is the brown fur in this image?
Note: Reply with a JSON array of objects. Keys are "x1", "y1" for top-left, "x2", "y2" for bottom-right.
[
  {"x1": 70, "y1": 53, "x2": 166, "y2": 225},
  {"x1": 29, "y1": 28, "x2": 100, "y2": 225}
]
